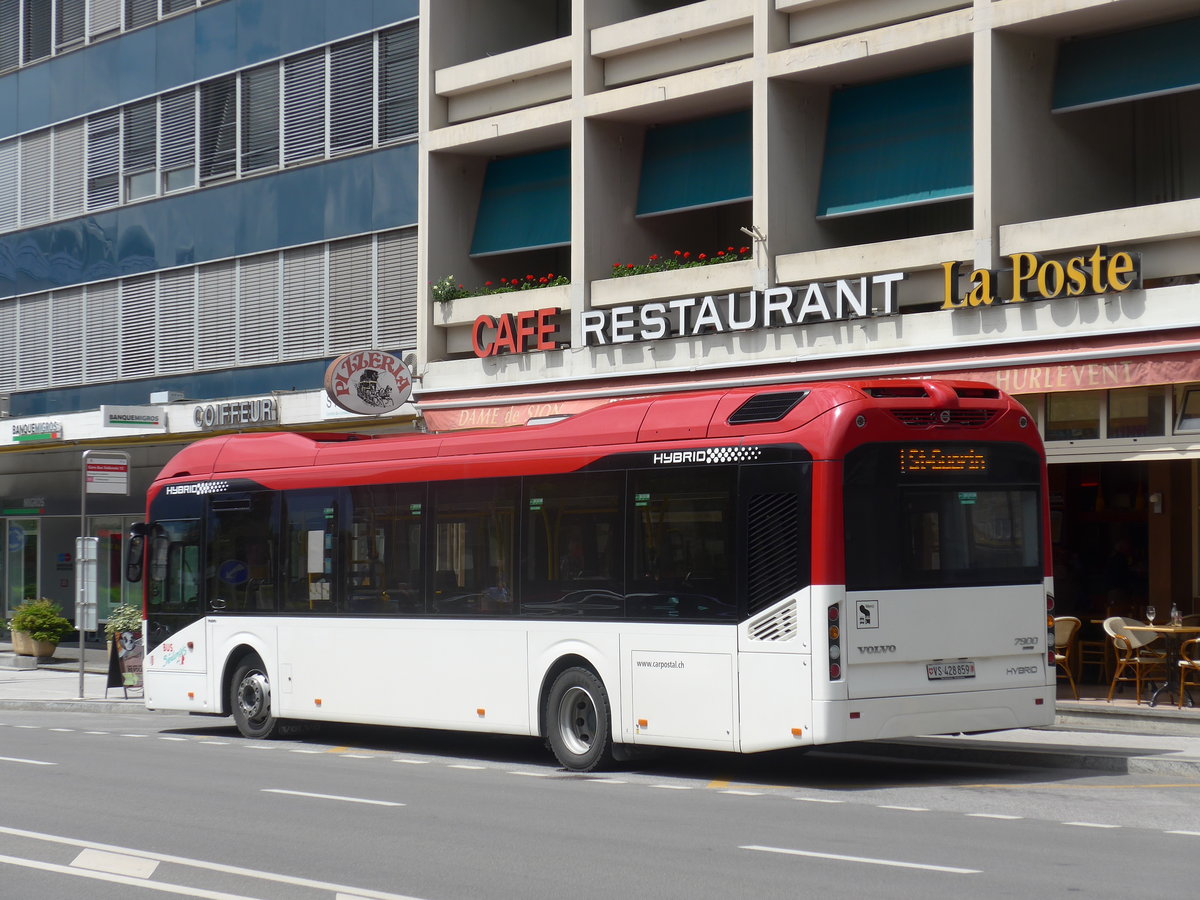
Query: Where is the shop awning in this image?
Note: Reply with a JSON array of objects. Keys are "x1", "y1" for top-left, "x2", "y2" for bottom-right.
[
  {"x1": 1053, "y1": 16, "x2": 1200, "y2": 112},
  {"x1": 817, "y1": 66, "x2": 972, "y2": 218},
  {"x1": 470, "y1": 147, "x2": 570, "y2": 257},
  {"x1": 636, "y1": 110, "x2": 752, "y2": 217}
]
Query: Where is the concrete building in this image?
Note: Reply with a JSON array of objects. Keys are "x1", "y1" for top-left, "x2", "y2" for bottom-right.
[
  {"x1": 0, "y1": 0, "x2": 420, "y2": 624},
  {"x1": 418, "y1": 0, "x2": 1200, "y2": 617}
]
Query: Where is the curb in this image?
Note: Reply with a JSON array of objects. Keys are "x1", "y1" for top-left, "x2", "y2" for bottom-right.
[
  {"x1": 0, "y1": 698, "x2": 149, "y2": 714},
  {"x1": 823, "y1": 735, "x2": 1200, "y2": 777}
]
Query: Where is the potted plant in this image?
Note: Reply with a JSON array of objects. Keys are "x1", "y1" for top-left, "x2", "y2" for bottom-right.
[
  {"x1": 104, "y1": 603, "x2": 143, "y2": 644},
  {"x1": 8, "y1": 598, "x2": 73, "y2": 658}
]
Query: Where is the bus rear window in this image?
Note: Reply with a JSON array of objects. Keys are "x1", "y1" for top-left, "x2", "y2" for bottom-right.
[{"x1": 844, "y1": 443, "x2": 1042, "y2": 590}]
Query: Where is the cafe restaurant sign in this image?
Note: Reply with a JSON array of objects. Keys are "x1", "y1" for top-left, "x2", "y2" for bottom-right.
[
  {"x1": 941, "y1": 245, "x2": 1140, "y2": 309},
  {"x1": 580, "y1": 272, "x2": 906, "y2": 348}
]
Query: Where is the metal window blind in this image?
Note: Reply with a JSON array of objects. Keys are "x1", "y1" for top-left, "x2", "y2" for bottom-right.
[
  {"x1": 0, "y1": 300, "x2": 15, "y2": 390},
  {"x1": 17, "y1": 295, "x2": 49, "y2": 387},
  {"x1": 281, "y1": 244, "x2": 326, "y2": 359},
  {"x1": 197, "y1": 260, "x2": 236, "y2": 370},
  {"x1": 123, "y1": 99, "x2": 157, "y2": 174},
  {"x1": 0, "y1": 0, "x2": 18, "y2": 74},
  {"x1": 238, "y1": 254, "x2": 280, "y2": 364},
  {"x1": 328, "y1": 236, "x2": 373, "y2": 353},
  {"x1": 379, "y1": 24, "x2": 418, "y2": 142},
  {"x1": 84, "y1": 282, "x2": 119, "y2": 382},
  {"x1": 283, "y1": 50, "x2": 326, "y2": 164},
  {"x1": 88, "y1": 0, "x2": 120, "y2": 36},
  {"x1": 119, "y1": 275, "x2": 156, "y2": 378},
  {"x1": 56, "y1": 0, "x2": 86, "y2": 48},
  {"x1": 158, "y1": 269, "x2": 197, "y2": 373},
  {"x1": 50, "y1": 289, "x2": 84, "y2": 386},
  {"x1": 199, "y1": 75, "x2": 237, "y2": 181},
  {"x1": 23, "y1": 0, "x2": 51, "y2": 63},
  {"x1": 161, "y1": 0, "x2": 194, "y2": 13},
  {"x1": 376, "y1": 228, "x2": 417, "y2": 351},
  {"x1": 241, "y1": 63, "x2": 280, "y2": 173},
  {"x1": 124, "y1": 0, "x2": 155, "y2": 28},
  {"x1": 19, "y1": 130, "x2": 52, "y2": 226},
  {"x1": 52, "y1": 121, "x2": 86, "y2": 219},
  {"x1": 87, "y1": 111, "x2": 120, "y2": 210},
  {"x1": 330, "y1": 37, "x2": 373, "y2": 155},
  {"x1": 160, "y1": 88, "x2": 196, "y2": 170},
  {"x1": 0, "y1": 140, "x2": 17, "y2": 232}
]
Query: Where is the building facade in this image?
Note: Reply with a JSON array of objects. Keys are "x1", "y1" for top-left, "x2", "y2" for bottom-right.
[
  {"x1": 0, "y1": 0, "x2": 420, "y2": 624},
  {"x1": 418, "y1": 0, "x2": 1200, "y2": 620}
]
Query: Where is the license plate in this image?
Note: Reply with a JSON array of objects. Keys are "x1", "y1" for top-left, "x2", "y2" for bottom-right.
[{"x1": 927, "y1": 661, "x2": 976, "y2": 681}]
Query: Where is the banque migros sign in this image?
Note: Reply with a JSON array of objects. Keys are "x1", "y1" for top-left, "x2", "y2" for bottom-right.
[{"x1": 941, "y1": 245, "x2": 1140, "y2": 309}]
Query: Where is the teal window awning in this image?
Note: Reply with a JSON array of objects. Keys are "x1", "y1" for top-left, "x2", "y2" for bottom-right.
[
  {"x1": 636, "y1": 110, "x2": 752, "y2": 218},
  {"x1": 470, "y1": 147, "x2": 570, "y2": 257},
  {"x1": 817, "y1": 66, "x2": 972, "y2": 218},
  {"x1": 1053, "y1": 16, "x2": 1200, "y2": 112}
]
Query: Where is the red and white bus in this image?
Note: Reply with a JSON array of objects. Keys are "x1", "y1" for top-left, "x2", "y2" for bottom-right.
[{"x1": 129, "y1": 378, "x2": 1055, "y2": 770}]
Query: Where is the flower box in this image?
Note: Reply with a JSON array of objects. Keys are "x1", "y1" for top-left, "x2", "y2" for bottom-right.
[
  {"x1": 590, "y1": 259, "x2": 754, "y2": 308},
  {"x1": 11, "y1": 631, "x2": 58, "y2": 658},
  {"x1": 434, "y1": 284, "x2": 572, "y2": 327}
]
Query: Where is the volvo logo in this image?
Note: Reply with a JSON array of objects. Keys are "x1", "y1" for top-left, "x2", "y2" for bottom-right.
[
  {"x1": 857, "y1": 644, "x2": 897, "y2": 655},
  {"x1": 939, "y1": 410, "x2": 952, "y2": 423}
]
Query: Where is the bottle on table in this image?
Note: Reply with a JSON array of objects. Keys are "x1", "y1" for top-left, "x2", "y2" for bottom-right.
[{"x1": 1171, "y1": 602, "x2": 1182, "y2": 626}]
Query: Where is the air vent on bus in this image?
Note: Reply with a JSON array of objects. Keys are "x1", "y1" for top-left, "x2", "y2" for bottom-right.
[
  {"x1": 747, "y1": 492, "x2": 803, "y2": 614},
  {"x1": 727, "y1": 391, "x2": 809, "y2": 425},
  {"x1": 954, "y1": 386, "x2": 1000, "y2": 399},
  {"x1": 889, "y1": 409, "x2": 997, "y2": 428},
  {"x1": 747, "y1": 600, "x2": 798, "y2": 642},
  {"x1": 864, "y1": 385, "x2": 928, "y2": 398}
]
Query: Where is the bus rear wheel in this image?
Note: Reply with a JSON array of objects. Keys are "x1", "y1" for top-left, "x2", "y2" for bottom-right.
[
  {"x1": 230, "y1": 655, "x2": 283, "y2": 740},
  {"x1": 545, "y1": 667, "x2": 614, "y2": 772}
]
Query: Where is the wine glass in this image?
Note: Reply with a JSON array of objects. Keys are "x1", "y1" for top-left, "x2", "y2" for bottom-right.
[{"x1": 1146, "y1": 604, "x2": 1157, "y2": 625}]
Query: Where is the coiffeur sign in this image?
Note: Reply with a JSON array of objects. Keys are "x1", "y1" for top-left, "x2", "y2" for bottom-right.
[{"x1": 324, "y1": 350, "x2": 413, "y2": 415}]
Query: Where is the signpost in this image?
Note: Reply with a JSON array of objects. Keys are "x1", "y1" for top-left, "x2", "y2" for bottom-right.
[{"x1": 79, "y1": 451, "x2": 130, "y2": 698}]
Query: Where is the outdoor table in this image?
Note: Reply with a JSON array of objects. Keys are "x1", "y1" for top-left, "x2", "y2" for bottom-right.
[{"x1": 1126, "y1": 624, "x2": 1200, "y2": 707}]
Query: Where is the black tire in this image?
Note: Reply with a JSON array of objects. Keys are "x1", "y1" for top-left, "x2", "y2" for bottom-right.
[
  {"x1": 544, "y1": 667, "x2": 614, "y2": 772},
  {"x1": 229, "y1": 655, "x2": 283, "y2": 739}
]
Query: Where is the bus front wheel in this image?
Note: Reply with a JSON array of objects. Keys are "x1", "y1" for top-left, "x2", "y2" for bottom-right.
[
  {"x1": 230, "y1": 655, "x2": 283, "y2": 740},
  {"x1": 545, "y1": 667, "x2": 614, "y2": 772}
]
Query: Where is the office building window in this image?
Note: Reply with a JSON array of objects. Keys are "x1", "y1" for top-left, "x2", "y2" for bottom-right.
[
  {"x1": 199, "y1": 75, "x2": 237, "y2": 181},
  {"x1": 379, "y1": 23, "x2": 418, "y2": 141},
  {"x1": 123, "y1": 99, "x2": 158, "y2": 201},
  {"x1": 241, "y1": 64, "x2": 280, "y2": 173},
  {"x1": 160, "y1": 88, "x2": 197, "y2": 192}
]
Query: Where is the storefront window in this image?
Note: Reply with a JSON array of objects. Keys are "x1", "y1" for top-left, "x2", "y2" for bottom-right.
[
  {"x1": 1107, "y1": 387, "x2": 1164, "y2": 438},
  {"x1": 1175, "y1": 385, "x2": 1200, "y2": 433},
  {"x1": 5, "y1": 520, "x2": 39, "y2": 616},
  {"x1": 1045, "y1": 392, "x2": 1100, "y2": 441}
]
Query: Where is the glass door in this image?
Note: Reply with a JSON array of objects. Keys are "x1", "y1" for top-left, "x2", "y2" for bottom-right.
[{"x1": 5, "y1": 519, "x2": 39, "y2": 617}]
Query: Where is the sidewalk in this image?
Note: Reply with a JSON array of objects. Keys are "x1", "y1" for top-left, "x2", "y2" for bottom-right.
[{"x1": 4, "y1": 640, "x2": 1200, "y2": 774}]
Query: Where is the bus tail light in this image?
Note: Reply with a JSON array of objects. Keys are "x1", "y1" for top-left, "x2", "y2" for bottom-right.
[{"x1": 828, "y1": 604, "x2": 842, "y2": 680}]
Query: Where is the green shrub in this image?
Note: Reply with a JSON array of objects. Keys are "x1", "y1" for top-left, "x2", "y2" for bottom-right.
[
  {"x1": 9, "y1": 598, "x2": 74, "y2": 644},
  {"x1": 104, "y1": 603, "x2": 143, "y2": 640}
]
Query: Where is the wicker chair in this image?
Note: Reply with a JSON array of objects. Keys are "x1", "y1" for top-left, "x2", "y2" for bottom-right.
[
  {"x1": 1179, "y1": 638, "x2": 1200, "y2": 709},
  {"x1": 1053, "y1": 616, "x2": 1081, "y2": 700},
  {"x1": 1103, "y1": 616, "x2": 1167, "y2": 704}
]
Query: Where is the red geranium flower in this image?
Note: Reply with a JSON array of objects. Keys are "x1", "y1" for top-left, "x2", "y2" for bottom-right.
[
  {"x1": 683, "y1": 251, "x2": 690, "y2": 259},
  {"x1": 674, "y1": 250, "x2": 682, "y2": 256},
  {"x1": 485, "y1": 281, "x2": 493, "y2": 286},
  {"x1": 539, "y1": 277, "x2": 548, "y2": 284},
  {"x1": 626, "y1": 262, "x2": 634, "y2": 269},
  {"x1": 717, "y1": 250, "x2": 725, "y2": 257},
  {"x1": 547, "y1": 273, "x2": 555, "y2": 279},
  {"x1": 698, "y1": 253, "x2": 707, "y2": 261}
]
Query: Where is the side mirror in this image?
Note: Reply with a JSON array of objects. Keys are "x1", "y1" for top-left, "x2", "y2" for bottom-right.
[{"x1": 126, "y1": 523, "x2": 149, "y2": 583}]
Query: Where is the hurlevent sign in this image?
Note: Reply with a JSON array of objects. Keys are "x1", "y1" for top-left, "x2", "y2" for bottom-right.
[{"x1": 324, "y1": 350, "x2": 412, "y2": 415}]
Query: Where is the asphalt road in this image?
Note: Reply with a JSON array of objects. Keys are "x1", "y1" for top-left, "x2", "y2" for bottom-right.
[{"x1": 1, "y1": 709, "x2": 1198, "y2": 899}]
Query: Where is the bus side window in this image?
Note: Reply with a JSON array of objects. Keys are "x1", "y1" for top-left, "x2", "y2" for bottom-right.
[
  {"x1": 430, "y1": 479, "x2": 517, "y2": 616},
  {"x1": 207, "y1": 494, "x2": 278, "y2": 614}
]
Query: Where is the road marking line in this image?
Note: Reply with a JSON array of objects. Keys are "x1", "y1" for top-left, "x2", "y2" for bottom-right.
[
  {"x1": 84, "y1": 731, "x2": 108, "y2": 735},
  {"x1": 393, "y1": 759, "x2": 429, "y2": 765},
  {"x1": 49, "y1": 728, "x2": 74, "y2": 732},
  {"x1": 741, "y1": 845, "x2": 980, "y2": 874},
  {"x1": 290, "y1": 749, "x2": 323, "y2": 754},
  {"x1": 447, "y1": 764, "x2": 486, "y2": 770},
  {"x1": 586, "y1": 778, "x2": 627, "y2": 784},
  {"x1": 0, "y1": 853, "x2": 259, "y2": 899},
  {"x1": 261, "y1": 789, "x2": 404, "y2": 807},
  {"x1": 0, "y1": 826, "x2": 427, "y2": 899},
  {"x1": 121, "y1": 734, "x2": 148, "y2": 738},
  {"x1": 1063, "y1": 822, "x2": 1120, "y2": 829},
  {"x1": 966, "y1": 814, "x2": 1023, "y2": 820},
  {"x1": 159, "y1": 737, "x2": 188, "y2": 742},
  {"x1": 1167, "y1": 830, "x2": 1200, "y2": 837},
  {"x1": 651, "y1": 784, "x2": 692, "y2": 790},
  {"x1": 721, "y1": 790, "x2": 763, "y2": 796},
  {"x1": 795, "y1": 797, "x2": 845, "y2": 804},
  {"x1": 72, "y1": 848, "x2": 159, "y2": 878},
  {"x1": 0, "y1": 756, "x2": 56, "y2": 766},
  {"x1": 13, "y1": 725, "x2": 38, "y2": 729},
  {"x1": 508, "y1": 771, "x2": 553, "y2": 778},
  {"x1": 339, "y1": 754, "x2": 375, "y2": 759},
  {"x1": 196, "y1": 741, "x2": 229, "y2": 746},
  {"x1": 878, "y1": 805, "x2": 929, "y2": 812}
]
